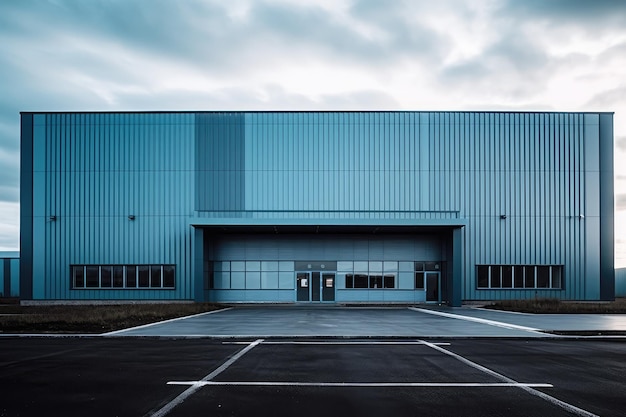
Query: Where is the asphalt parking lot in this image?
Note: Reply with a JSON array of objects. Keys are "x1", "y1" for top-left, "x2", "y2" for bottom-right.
[{"x1": 1, "y1": 337, "x2": 625, "y2": 417}]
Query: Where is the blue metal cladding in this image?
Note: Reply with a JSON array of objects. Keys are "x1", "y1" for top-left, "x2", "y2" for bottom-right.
[
  {"x1": 0, "y1": 254, "x2": 20, "y2": 297},
  {"x1": 27, "y1": 113, "x2": 196, "y2": 300},
  {"x1": 193, "y1": 111, "x2": 612, "y2": 300},
  {"x1": 20, "y1": 111, "x2": 613, "y2": 301}
]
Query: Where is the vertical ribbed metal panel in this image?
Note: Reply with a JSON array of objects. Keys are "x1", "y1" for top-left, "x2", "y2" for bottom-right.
[
  {"x1": 33, "y1": 112, "x2": 196, "y2": 300},
  {"x1": 28, "y1": 111, "x2": 609, "y2": 301},
  {"x1": 235, "y1": 111, "x2": 603, "y2": 300}
]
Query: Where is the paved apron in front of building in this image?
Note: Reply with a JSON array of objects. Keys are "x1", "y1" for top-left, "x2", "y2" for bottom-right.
[{"x1": 107, "y1": 306, "x2": 556, "y2": 338}]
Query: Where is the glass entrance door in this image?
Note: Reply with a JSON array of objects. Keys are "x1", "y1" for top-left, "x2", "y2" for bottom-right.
[
  {"x1": 425, "y1": 272, "x2": 441, "y2": 303},
  {"x1": 296, "y1": 272, "x2": 335, "y2": 302}
]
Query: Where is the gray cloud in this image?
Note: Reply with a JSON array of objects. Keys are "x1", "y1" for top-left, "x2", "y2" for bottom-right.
[
  {"x1": 111, "y1": 83, "x2": 400, "y2": 111},
  {"x1": 439, "y1": 31, "x2": 552, "y2": 101},
  {"x1": 502, "y1": 0, "x2": 626, "y2": 28},
  {"x1": 585, "y1": 86, "x2": 626, "y2": 109},
  {"x1": 616, "y1": 136, "x2": 626, "y2": 152},
  {"x1": 0, "y1": 186, "x2": 18, "y2": 204},
  {"x1": 617, "y1": 193, "x2": 626, "y2": 210}
]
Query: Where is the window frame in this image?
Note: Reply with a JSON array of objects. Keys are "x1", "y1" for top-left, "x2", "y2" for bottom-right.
[
  {"x1": 71, "y1": 264, "x2": 176, "y2": 290},
  {"x1": 476, "y1": 265, "x2": 563, "y2": 290}
]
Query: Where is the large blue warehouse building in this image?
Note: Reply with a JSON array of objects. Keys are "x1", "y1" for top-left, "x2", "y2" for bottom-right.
[{"x1": 19, "y1": 111, "x2": 615, "y2": 306}]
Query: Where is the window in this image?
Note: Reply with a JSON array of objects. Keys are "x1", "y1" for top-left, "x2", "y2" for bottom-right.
[
  {"x1": 369, "y1": 275, "x2": 383, "y2": 289},
  {"x1": 71, "y1": 265, "x2": 175, "y2": 289},
  {"x1": 415, "y1": 272, "x2": 425, "y2": 289},
  {"x1": 86, "y1": 266, "x2": 99, "y2": 288},
  {"x1": 346, "y1": 273, "x2": 395, "y2": 289},
  {"x1": 354, "y1": 274, "x2": 368, "y2": 288},
  {"x1": 384, "y1": 275, "x2": 395, "y2": 288},
  {"x1": 476, "y1": 265, "x2": 563, "y2": 289},
  {"x1": 476, "y1": 266, "x2": 489, "y2": 288},
  {"x1": 138, "y1": 266, "x2": 150, "y2": 288}
]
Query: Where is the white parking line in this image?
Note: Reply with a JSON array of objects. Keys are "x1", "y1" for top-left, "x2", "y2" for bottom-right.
[
  {"x1": 168, "y1": 381, "x2": 552, "y2": 388},
  {"x1": 409, "y1": 307, "x2": 543, "y2": 333},
  {"x1": 102, "y1": 307, "x2": 233, "y2": 336},
  {"x1": 150, "y1": 338, "x2": 263, "y2": 417},
  {"x1": 222, "y1": 341, "x2": 451, "y2": 346},
  {"x1": 419, "y1": 340, "x2": 599, "y2": 417}
]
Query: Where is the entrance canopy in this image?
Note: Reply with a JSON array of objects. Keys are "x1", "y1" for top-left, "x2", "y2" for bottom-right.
[{"x1": 190, "y1": 217, "x2": 465, "y2": 306}]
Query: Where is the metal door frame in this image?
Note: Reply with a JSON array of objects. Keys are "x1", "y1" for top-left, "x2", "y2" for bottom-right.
[
  {"x1": 295, "y1": 271, "x2": 335, "y2": 303},
  {"x1": 425, "y1": 271, "x2": 441, "y2": 303}
]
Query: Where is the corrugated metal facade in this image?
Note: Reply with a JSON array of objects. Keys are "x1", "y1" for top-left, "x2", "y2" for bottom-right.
[
  {"x1": 616, "y1": 268, "x2": 626, "y2": 297},
  {"x1": 20, "y1": 111, "x2": 614, "y2": 302},
  {"x1": 0, "y1": 252, "x2": 20, "y2": 298}
]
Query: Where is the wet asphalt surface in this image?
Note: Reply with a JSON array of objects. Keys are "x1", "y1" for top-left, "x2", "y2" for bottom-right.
[{"x1": 0, "y1": 337, "x2": 625, "y2": 417}]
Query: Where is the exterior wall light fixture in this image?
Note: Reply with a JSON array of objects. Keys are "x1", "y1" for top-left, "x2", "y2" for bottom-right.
[
  {"x1": 128, "y1": 215, "x2": 136, "y2": 220},
  {"x1": 500, "y1": 214, "x2": 507, "y2": 219},
  {"x1": 49, "y1": 215, "x2": 57, "y2": 221}
]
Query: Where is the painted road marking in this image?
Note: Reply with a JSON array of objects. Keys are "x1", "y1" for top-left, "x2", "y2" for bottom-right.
[
  {"x1": 419, "y1": 340, "x2": 599, "y2": 417},
  {"x1": 222, "y1": 341, "x2": 451, "y2": 346},
  {"x1": 102, "y1": 307, "x2": 233, "y2": 336},
  {"x1": 409, "y1": 307, "x2": 543, "y2": 333},
  {"x1": 167, "y1": 381, "x2": 553, "y2": 388},
  {"x1": 150, "y1": 338, "x2": 263, "y2": 417}
]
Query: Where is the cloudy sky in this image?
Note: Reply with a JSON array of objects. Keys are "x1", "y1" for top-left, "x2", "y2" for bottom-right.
[{"x1": 1, "y1": 0, "x2": 625, "y2": 264}]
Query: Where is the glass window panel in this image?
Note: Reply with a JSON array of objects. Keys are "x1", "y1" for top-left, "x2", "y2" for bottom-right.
[
  {"x1": 369, "y1": 261, "x2": 383, "y2": 273},
  {"x1": 514, "y1": 266, "x2": 524, "y2": 288},
  {"x1": 206, "y1": 271, "x2": 214, "y2": 290},
  {"x1": 126, "y1": 266, "x2": 137, "y2": 288},
  {"x1": 214, "y1": 272, "x2": 230, "y2": 289},
  {"x1": 261, "y1": 271, "x2": 278, "y2": 289},
  {"x1": 502, "y1": 266, "x2": 513, "y2": 288},
  {"x1": 113, "y1": 266, "x2": 124, "y2": 288},
  {"x1": 354, "y1": 274, "x2": 368, "y2": 288},
  {"x1": 424, "y1": 262, "x2": 439, "y2": 271},
  {"x1": 126, "y1": 265, "x2": 137, "y2": 288},
  {"x1": 551, "y1": 266, "x2": 562, "y2": 289},
  {"x1": 415, "y1": 262, "x2": 424, "y2": 272},
  {"x1": 399, "y1": 262, "x2": 414, "y2": 272},
  {"x1": 476, "y1": 266, "x2": 489, "y2": 288},
  {"x1": 163, "y1": 265, "x2": 175, "y2": 288},
  {"x1": 73, "y1": 266, "x2": 85, "y2": 288},
  {"x1": 398, "y1": 272, "x2": 413, "y2": 289},
  {"x1": 100, "y1": 266, "x2": 112, "y2": 288},
  {"x1": 246, "y1": 271, "x2": 261, "y2": 289},
  {"x1": 345, "y1": 274, "x2": 354, "y2": 288},
  {"x1": 354, "y1": 261, "x2": 368, "y2": 272},
  {"x1": 415, "y1": 272, "x2": 425, "y2": 289},
  {"x1": 150, "y1": 266, "x2": 162, "y2": 287},
  {"x1": 369, "y1": 275, "x2": 383, "y2": 289},
  {"x1": 231, "y1": 261, "x2": 246, "y2": 272},
  {"x1": 261, "y1": 261, "x2": 279, "y2": 272},
  {"x1": 214, "y1": 261, "x2": 230, "y2": 272},
  {"x1": 524, "y1": 266, "x2": 535, "y2": 288},
  {"x1": 278, "y1": 261, "x2": 294, "y2": 272},
  {"x1": 138, "y1": 266, "x2": 150, "y2": 287},
  {"x1": 384, "y1": 275, "x2": 395, "y2": 288},
  {"x1": 537, "y1": 266, "x2": 550, "y2": 288},
  {"x1": 246, "y1": 261, "x2": 261, "y2": 272},
  {"x1": 231, "y1": 271, "x2": 246, "y2": 289},
  {"x1": 278, "y1": 272, "x2": 293, "y2": 289},
  {"x1": 337, "y1": 261, "x2": 353, "y2": 272},
  {"x1": 86, "y1": 266, "x2": 99, "y2": 288},
  {"x1": 383, "y1": 261, "x2": 398, "y2": 272},
  {"x1": 490, "y1": 266, "x2": 501, "y2": 288}
]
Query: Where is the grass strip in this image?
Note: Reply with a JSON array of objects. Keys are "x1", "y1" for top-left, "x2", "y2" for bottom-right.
[
  {"x1": 0, "y1": 303, "x2": 223, "y2": 333},
  {"x1": 485, "y1": 298, "x2": 626, "y2": 314}
]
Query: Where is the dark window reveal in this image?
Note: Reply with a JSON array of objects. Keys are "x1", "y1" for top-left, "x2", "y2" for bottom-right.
[{"x1": 71, "y1": 264, "x2": 175, "y2": 289}]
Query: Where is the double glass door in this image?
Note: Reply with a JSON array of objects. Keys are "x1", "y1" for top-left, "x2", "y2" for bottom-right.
[{"x1": 296, "y1": 272, "x2": 335, "y2": 302}]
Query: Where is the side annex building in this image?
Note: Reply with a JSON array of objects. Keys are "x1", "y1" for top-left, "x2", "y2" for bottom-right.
[{"x1": 19, "y1": 111, "x2": 615, "y2": 306}]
